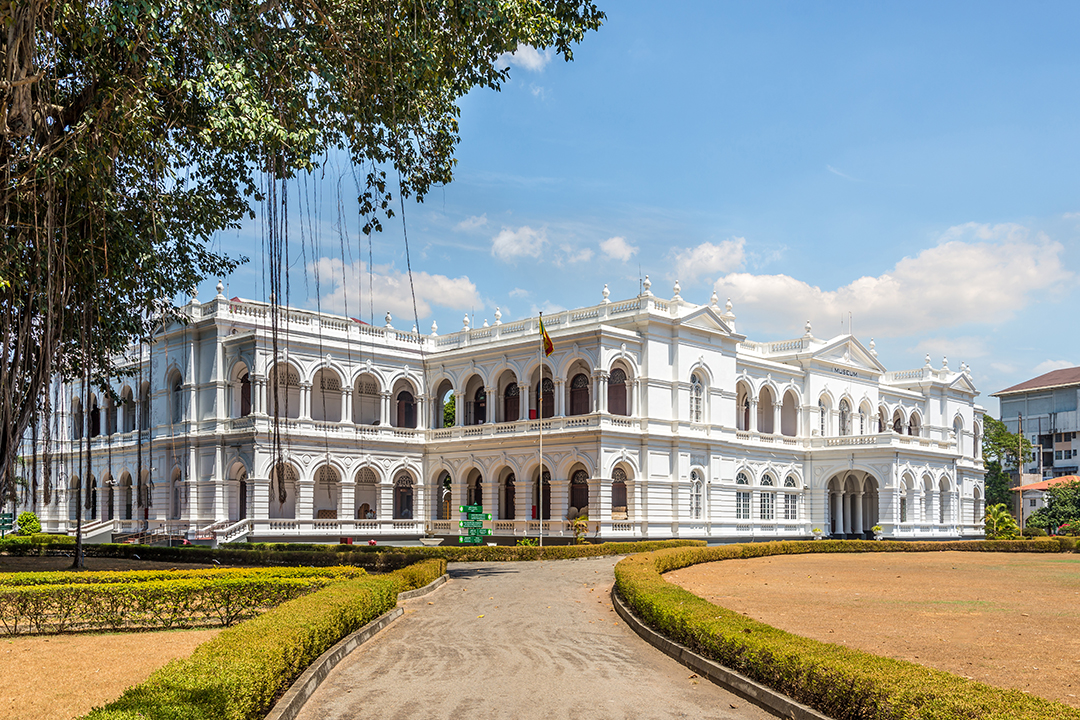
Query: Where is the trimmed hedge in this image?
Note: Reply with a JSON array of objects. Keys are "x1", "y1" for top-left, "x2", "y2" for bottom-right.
[
  {"x1": 614, "y1": 540, "x2": 1080, "y2": 720},
  {"x1": 0, "y1": 565, "x2": 367, "y2": 588},
  {"x1": 84, "y1": 538, "x2": 704, "y2": 570},
  {"x1": 82, "y1": 558, "x2": 446, "y2": 720}
]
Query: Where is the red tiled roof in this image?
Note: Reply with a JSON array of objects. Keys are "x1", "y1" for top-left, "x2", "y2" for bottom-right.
[
  {"x1": 1011, "y1": 475, "x2": 1080, "y2": 492},
  {"x1": 993, "y1": 366, "x2": 1080, "y2": 396}
]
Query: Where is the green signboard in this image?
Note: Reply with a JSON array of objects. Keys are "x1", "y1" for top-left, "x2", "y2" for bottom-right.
[
  {"x1": 466, "y1": 512, "x2": 492, "y2": 521},
  {"x1": 459, "y1": 520, "x2": 484, "y2": 529},
  {"x1": 467, "y1": 527, "x2": 492, "y2": 537},
  {"x1": 458, "y1": 536, "x2": 483, "y2": 544},
  {"x1": 459, "y1": 504, "x2": 482, "y2": 513}
]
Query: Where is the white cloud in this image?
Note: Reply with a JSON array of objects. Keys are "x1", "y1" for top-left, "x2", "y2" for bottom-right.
[
  {"x1": 599, "y1": 236, "x2": 639, "y2": 263},
  {"x1": 1033, "y1": 359, "x2": 1077, "y2": 375},
  {"x1": 713, "y1": 223, "x2": 1072, "y2": 338},
  {"x1": 498, "y1": 45, "x2": 553, "y2": 72},
  {"x1": 556, "y1": 243, "x2": 593, "y2": 266},
  {"x1": 455, "y1": 214, "x2": 488, "y2": 231},
  {"x1": 491, "y1": 225, "x2": 548, "y2": 262},
  {"x1": 672, "y1": 237, "x2": 747, "y2": 283},
  {"x1": 826, "y1": 165, "x2": 862, "y2": 182},
  {"x1": 309, "y1": 258, "x2": 481, "y2": 320},
  {"x1": 509, "y1": 287, "x2": 530, "y2": 298}
]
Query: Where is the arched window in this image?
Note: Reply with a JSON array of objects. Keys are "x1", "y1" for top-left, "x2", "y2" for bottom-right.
[
  {"x1": 612, "y1": 468, "x2": 628, "y2": 519},
  {"x1": 355, "y1": 468, "x2": 378, "y2": 520},
  {"x1": 689, "y1": 470, "x2": 702, "y2": 519},
  {"x1": 973, "y1": 487, "x2": 983, "y2": 525},
  {"x1": 87, "y1": 476, "x2": 98, "y2": 521},
  {"x1": 953, "y1": 417, "x2": 964, "y2": 456},
  {"x1": 838, "y1": 399, "x2": 851, "y2": 436},
  {"x1": 570, "y1": 469, "x2": 589, "y2": 512},
  {"x1": 536, "y1": 378, "x2": 554, "y2": 419},
  {"x1": 121, "y1": 387, "x2": 135, "y2": 433},
  {"x1": 170, "y1": 373, "x2": 183, "y2": 424},
  {"x1": 759, "y1": 474, "x2": 774, "y2": 520},
  {"x1": 608, "y1": 368, "x2": 628, "y2": 416},
  {"x1": 89, "y1": 397, "x2": 101, "y2": 437},
  {"x1": 690, "y1": 374, "x2": 704, "y2": 423},
  {"x1": 783, "y1": 475, "x2": 798, "y2": 520},
  {"x1": 893, "y1": 411, "x2": 904, "y2": 434},
  {"x1": 569, "y1": 373, "x2": 590, "y2": 416},
  {"x1": 467, "y1": 472, "x2": 483, "y2": 507},
  {"x1": 396, "y1": 390, "x2": 417, "y2": 428},
  {"x1": 237, "y1": 469, "x2": 248, "y2": 521},
  {"x1": 354, "y1": 377, "x2": 381, "y2": 425},
  {"x1": 504, "y1": 382, "x2": 520, "y2": 423},
  {"x1": 436, "y1": 471, "x2": 452, "y2": 520},
  {"x1": 239, "y1": 373, "x2": 251, "y2": 417},
  {"x1": 819, "y1": 399, "x2": 827, "y2": 435},
  {"x1": 909, "y1": 413, "x2": 921, "y2": 437},
  {"x1": 312, "y1": 369, "x2": 342, "y2": 423},
  {"x1": 170, "y1": 470, "x2": 183, "y2": 520},
  {"x1": 735, "y1": 472, "x2": 749, "y2": 520},
  {"x1": 470, "y1": 386, "x2": 487, "y2": 425},
  {"x1": 72, "y1": 398, "x2": 84, "y2": 440},
  {"x1": 878, "y1": 408, "x2": 887, "y2": 433},
  {"x1": 974, "y1": 421, "x2": 982, "y2": 459},
  {"x1": 139, "y1": 382, "x2": 150, "y2": 430},
  {"x1": 315, "y1": 466, "x2": 340, "y2": 519},
  {"x1": 394, "y1": 474, "x2": 414, "y2": 519},
  {"x1": 502, "y1": 473, "x2": 516, "y2": 520}
]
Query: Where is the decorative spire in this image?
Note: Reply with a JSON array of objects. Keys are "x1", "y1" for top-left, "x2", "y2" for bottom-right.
[
  {"x1": 711, "y1": 290, "x2": 719, "y2": 306},
  {"x1": 430, "y1": 320, "x2": 438, "y2": 336},
  {"x1": 483, "y1": 319, "x2": 489, "y2": 328},
  {"x1": 384, "y1": 312, "x2": 393, "y2": 329},
  {"x1": 804, "y1": 319, "x2": 812, "y2": 337},
  {"x1": 189, "y1": 286, "x2": 199, "y2": 304},
  {"x1": 673, "y1": 279, "x2": 681, "y2": 299},
  {"x1": 869, "y1": 338, "x2": 877, "y2": 357},
  {"x1": 642, "y1": 274, "x2": 652, "y2": 296},
  {"x1": 494, "y1": 307, "x2": 503, "y2": 324},
  {"x1": 215, "y1": 280, "x2": 224, "y2": 298},
  {"x1": 725, "y1": 298, "x2": 734, "y2": 314},
  {"x1": 463, "y1": 314, "x2": 470, "y2": 330},
  {"x1": 925, "y1": 354, "x2": 932, "y2": 367},
  {"x1": 602, "y1": 284, "x2": 610, "y2": 304},
  {"x1": 942, "y1": 355, "x2": 949, "y2": 370}
]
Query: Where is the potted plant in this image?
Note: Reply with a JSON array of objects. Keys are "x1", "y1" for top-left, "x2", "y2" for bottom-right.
[
  {"x1": 811, "y1": 527, "x2": 823, "y2": 540},
  {"x1": 871, "y1": 524, "x2": 884, "y2": 541}
]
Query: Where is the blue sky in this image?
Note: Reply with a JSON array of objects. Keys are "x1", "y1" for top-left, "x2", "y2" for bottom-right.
[{"x1": 209, "y1": 2, "x2": 1080, "y2": 416}]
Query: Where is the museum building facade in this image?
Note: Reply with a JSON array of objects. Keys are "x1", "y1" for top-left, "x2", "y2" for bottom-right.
[{"x1": 34, "y1": 278, "x2": 986, "y2": 544}]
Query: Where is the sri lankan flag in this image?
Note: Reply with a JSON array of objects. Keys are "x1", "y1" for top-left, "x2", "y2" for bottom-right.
[{"x1": 539, "y1": 314, "x2": 554, "y2": 356}]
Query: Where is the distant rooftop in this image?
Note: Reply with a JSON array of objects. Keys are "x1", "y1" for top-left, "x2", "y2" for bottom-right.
[
  {"x1": 993, "y1": 366, "x2": 1080, "y2": 397},
  {"x1": 1012, "y1": 475, "x2": 1080, "y2": 492}
]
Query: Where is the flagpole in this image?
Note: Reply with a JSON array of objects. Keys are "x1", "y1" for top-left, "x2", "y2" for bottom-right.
[{"x1": 538, "y1": 312, "x2": 544, "y2": 548}]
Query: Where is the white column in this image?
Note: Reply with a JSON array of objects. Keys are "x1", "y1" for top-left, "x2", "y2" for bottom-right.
[
  {"x1": 296, "y1": 480, "x2": 314, "y2": 519},
  {"x1": 554, "y1": 379, "x2": 565, "y2": 417},
  {"x1": 520, "y1": 386, "x2": 530, "y2": 421},
  {"x1": 454, "y1": 391, "x2": 464, "y2": 426},
  {"x1": 381, "y1": 392, "x2": 392, "y2": 426},
  {"x1": 749, "y1": 399, "x2": 758, "y2": 432},
  {"x1": 342, "y1": 389, "x2": 353, "y2": 424},
  {"x1": 299, "y1": 382, "x2": 312, "y2": 420},
  {"x1": 772, "y1": 402, "x2": 782, "y2": 436},
  {"x1": 598, "y1": 372, "x2": 609, "y2": 414},
  {"x1": 831, "y1": 492, "x2": 841, "y2": 534},
  {"x1": 853, "y1": 491, "x2": 864, "y2": 535},
  {"x1": 842, "y1": 493, "x2": 852, "y2": 534}
]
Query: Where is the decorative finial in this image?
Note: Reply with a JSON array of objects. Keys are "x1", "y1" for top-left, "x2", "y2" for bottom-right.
[
  {"x1": 602, "y1": 284, "x2": 610, "y2": 303},
  {"x1": 483, "y1": 319, "x2": 489, "y2": 328},
  {"x1": 869, "y1": 338, "x2": 877, "y2": 357},
  {"x1": 189, "y1": 286, "x2": 199, "y2": 304},
  {"x1": 430, "y1": 320, "x2": 438, "y2": 336},
  {"x1": 269, "y1": 292, "x2": 276, "y2": 304},
  {"x1": 726, "y1": 298, "x2": 734, "y2": 314},
  {"x1": 216, "y1": 280, "x2": 224, "y2": 297},
  {"x1": 463, "y1": 314, "x2": 470, "y2": 330},
  {"x1": 412, "y1": 323, "x2": 418, "y2": 333},
  {"x1": 384, "y1": 312, "x2": 393, "y2": 329},
  {"x1": 642, "y1": 274, "x2": 652, "y2": 295},
  {"x1": 942, "y1": 355, "x2": 949, "y2": 370},
  {"x1": 711, "y1": 290, "x2": 719, "y2": 306},
  {"x1": 673, "y1": 279, "x2": 681, "y2": 299},
  {"x1": 925, "y1": 354, "x2": 932, "y2": 367},
  {"x1": 495, "y1": 307, "x2": 502, "y2": 324},
  {"x1": 804, "y1": 319, "x2": 812, "y2": 337}
]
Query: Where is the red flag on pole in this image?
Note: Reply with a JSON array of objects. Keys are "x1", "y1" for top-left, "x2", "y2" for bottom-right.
[{"x1": 539, "y1": 314, "x2": 554, "y2": 357}]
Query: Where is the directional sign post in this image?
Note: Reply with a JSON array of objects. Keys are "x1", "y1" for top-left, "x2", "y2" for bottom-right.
[
  {"x1": 458, "y1": 505, "x2": 493, "y2": 545},
  {"x1": 0, "y1": 513, "x2": 13, "y2": 539}
]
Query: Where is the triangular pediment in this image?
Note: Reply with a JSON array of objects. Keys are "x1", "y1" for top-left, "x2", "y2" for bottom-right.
[
  {"x1": 810, "y1": 335, "x2": 888, "y2": 374},
  {"x1": 947, "y1": 372, "x2": 979, "y2": 395},
  {"x1": 676, "y1": 306, "x2": 736, "y2": 336}
]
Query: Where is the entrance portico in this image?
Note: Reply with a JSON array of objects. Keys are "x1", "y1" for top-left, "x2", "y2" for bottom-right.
[{"x1": 826, "y1": 471, "x2": 879, "y2": 539}]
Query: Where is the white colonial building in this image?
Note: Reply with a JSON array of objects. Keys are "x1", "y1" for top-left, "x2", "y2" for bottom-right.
[{"x1": 32, "y1": 277, "x2": 986, "y2": 544}]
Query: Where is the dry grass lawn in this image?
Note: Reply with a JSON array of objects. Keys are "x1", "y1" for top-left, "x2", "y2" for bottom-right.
[
  {"x1": 666, "y1": 550, "x2": 1080, "y2": 708},
  {"x1": 0, "y1": 555, "x2": 230, "y2": 720}
]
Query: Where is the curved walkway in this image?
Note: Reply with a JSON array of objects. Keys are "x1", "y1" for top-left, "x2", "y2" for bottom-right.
[{"x1": 295, "y1": 556, "x2": 778, "y2": 720}]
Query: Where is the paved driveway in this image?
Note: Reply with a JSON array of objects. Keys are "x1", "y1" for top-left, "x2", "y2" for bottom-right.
[{"x1": 296, "y1": 556, "x2": 778, "y2": 720}]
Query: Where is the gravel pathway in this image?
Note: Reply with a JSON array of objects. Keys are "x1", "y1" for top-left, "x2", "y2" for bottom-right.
[{"x1": 295, "y1": 556, "x2": 778, "y2": 720}]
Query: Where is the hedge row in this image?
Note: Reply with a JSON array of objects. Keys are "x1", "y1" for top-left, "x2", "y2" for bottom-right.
[
  {"x1": 0, "y1": 534, "x2": 76, "y2": 555},
  {"x1": 0, "y1": 575, "x2": 342, "y2": 634},
  {"x1": 614, "y1": 540, "x2": 1080, "y2": 720},
  {"x1": 0, "y1": 564, "x2": 367, "y2": 588},
  {"x1": 83, "y1": 557, "x2": 446, "y2": 720},
  {"x1": 84, "y1": 538, "x2": 704, "y2": 569}
]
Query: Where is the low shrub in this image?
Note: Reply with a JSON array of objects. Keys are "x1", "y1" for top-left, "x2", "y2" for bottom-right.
[
  {"x1": 615, "y1": 541, "x2": 1080, "y2": 720},
  {"x1": 82, "y1": 558, "x2": 445, "y2": 720}
]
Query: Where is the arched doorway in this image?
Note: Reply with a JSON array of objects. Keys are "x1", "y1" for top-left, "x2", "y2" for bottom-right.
[
  {"x1": 532, "y1": 468, "x2": 551, "y2": 520},
  {"x1": 569, "y1": 469, "x2": 589, "y2": 517},
  {"x1": 827, "y1": 471, "x2": 880, "y2": 538},
  {"x1": 394, "y1": 474, "x2": 414, "y2": 519}
]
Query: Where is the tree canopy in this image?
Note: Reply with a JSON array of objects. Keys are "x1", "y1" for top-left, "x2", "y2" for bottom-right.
[
  {"x1": 0, "y1": 0, "x2": 605, "y2": 501},
  {"x1": 982, "y1": 416, "x2": 1032, "y2": 470},
  {"x1": 1025, "y1": 480, "x2": 1080, "y2": 534}
]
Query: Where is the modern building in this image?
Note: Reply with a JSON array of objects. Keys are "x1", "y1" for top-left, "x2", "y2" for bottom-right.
[
  {"x1": 30, "y1": 277, "x2": 986, "y2": 544},
  {"x1": 993, "y1": 367, "x2": 1080, "y2": 478}
]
